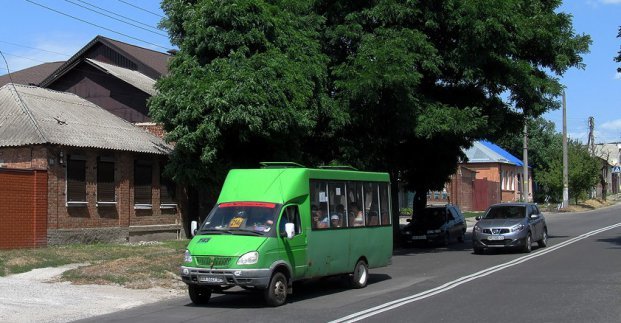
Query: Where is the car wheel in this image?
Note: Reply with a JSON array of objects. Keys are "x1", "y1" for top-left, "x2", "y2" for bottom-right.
[
  {"x1": 264, "y1": 272, "x2": 288, "y2": 307},
  {"x1": 522, "y1": 232, "x2": 532, "y2": 253},
  {"x1": 188, "y1": 285, "x2": 212, "y2": 305},
  {"x1": 538, "y1": 229, "x2": 548, "y2": 248},
  {"x1": 350, "y1": 259, "x2": 369, "y2": 289}
]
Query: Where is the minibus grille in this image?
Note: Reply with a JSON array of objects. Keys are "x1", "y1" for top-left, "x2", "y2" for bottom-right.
[{"x1": 195, "y1": 256, "x2": 232, "y2": 268}]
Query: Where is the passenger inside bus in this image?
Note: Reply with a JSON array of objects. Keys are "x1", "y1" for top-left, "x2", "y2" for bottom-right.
[
  {"x1": 330, "y1": 214, "x2": 341, "y2": 228},
  {"x1": 349, "y1": 204, "x2": 364, "y2": 227},
  {"x1": 314, "y1": 206, "x2": 330, "y2": 228}
]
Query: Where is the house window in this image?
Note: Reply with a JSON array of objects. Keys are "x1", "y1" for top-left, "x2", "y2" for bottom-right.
[
  {"x1": 160, "y1": 172, "x2": 177, "y2": 209},
  {"x1": 67, "y1": 155, "x2": 86, "y2": 204},
  {"x1": 134, "y1": 160, "x2": 153, "y2": 207},
  {"x1": 97, "y1": 156, "x2": 115, "y2": 204}
]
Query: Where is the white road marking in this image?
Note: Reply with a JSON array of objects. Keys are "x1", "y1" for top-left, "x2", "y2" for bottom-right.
[{"x1": 330, "y1": 222, "x2": 621, "y2": 323}]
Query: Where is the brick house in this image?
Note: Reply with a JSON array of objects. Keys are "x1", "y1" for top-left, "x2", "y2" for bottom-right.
[
  {"x1": 399, "y1": 141, "x2": 530, "y2": 212},
  {"x1": 0, "y1": 84, "x2": 185, "y2": 249},
  {"x1": 462, "y1": 140, "x2": 532, "y2": 210}
]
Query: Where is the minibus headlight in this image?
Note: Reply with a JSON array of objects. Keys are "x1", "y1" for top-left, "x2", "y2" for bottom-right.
[
  {"x1": 184, "y1": 249, "x2": 193, "y2": 263},
  {"x1": 237, "y1": 251, "x2": 259, "y2": 265}
]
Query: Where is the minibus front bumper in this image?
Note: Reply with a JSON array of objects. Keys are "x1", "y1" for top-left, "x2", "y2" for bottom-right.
[{"x1": 180, "y1": 266, "x2": 271, "y2": 289}]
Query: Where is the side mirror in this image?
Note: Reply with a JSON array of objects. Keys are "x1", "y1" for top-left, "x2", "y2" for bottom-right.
[
  {"x1": 475, "y1": 216, "x2": 481, "y2": 221},
  {"x1": 190, "y1": 221, "x2": 198, "y2": 237},
  {"x1": 529, "y1": 214, "x2": 539, "y2": 220},
  {"x1": 285, "y1": 223, "x2": 295, "y2": 239},
  {"x1": 406, "y1": 218, "x2": 411, "y2": 223}
]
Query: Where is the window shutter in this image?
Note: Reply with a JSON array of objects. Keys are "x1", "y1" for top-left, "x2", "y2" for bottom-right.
[
  {"x1": 67, "y1": 158, "x2": 86, "y2": 202},
  {"x1": 97, "y1": 159, "x2": 115, "y2": 202},
  {"x1": 134, "y1": 160, "x2": 152, "y2": 204}
]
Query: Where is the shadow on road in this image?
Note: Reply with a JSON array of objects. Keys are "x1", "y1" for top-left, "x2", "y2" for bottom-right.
[{"x1": 185, "y1": 273, "x2": 393, "y2": 309}]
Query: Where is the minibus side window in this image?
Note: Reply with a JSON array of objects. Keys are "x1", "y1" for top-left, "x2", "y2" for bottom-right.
[
  {"x1": 364, "y1": 182, "x2": 380, "y2": 226},
  {"x1": 279, "y1": 205, "x2": 301, "y2": 235},
  {"x1": 328, "y1": 182, "x2": 346, "y2": 228},
  {"x1": 347, "y1": 182, "x2": 364, "y2": 227},
  {"x1": 310, "y1": 180, "x2": 329, "y2": 230},
  {"x1": 379, "y1": 183, "x2": 391, "y2": 225}
]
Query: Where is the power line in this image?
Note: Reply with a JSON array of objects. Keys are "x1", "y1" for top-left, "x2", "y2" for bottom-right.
[
  {"x1": 72, "y1": 0, "x2": 163, "y2": 33},
  {"x1": 0, "y1": 40, "x2": 72, "y2": 57},
  {"x1": 117, "y1": 0, "x2": 164, "y2": 18},
  {"x1": 0, "y1": 51, "x2": 52, "y2": 64},
  {"x1": 23, "y1": 0, "x2": 170, "y2": 51},
  {"x1": 63, "y1": 0, "x2": 168, "y2": 38}
]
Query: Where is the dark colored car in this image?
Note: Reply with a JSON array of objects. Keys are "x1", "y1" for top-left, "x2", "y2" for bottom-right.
[
  {"x1": 472, "y1": 202, "x2": 548, "y2": 254},
  {"x1": 401, "y1": 204, "x2": 467, "y2": 246}
]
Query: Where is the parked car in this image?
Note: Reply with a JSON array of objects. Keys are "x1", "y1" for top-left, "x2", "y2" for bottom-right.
[
  {"x1": 401, "y1": 204, "x2": 467, "y2": 246},
  {"x1": 472, "y1": 203, "x2": 548, "y2": 254}
]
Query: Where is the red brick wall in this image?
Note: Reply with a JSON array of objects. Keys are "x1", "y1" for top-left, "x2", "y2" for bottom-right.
[
  {"x1": 0, "y1": 168, "x2": 48, "y2": 249},
  {"x1": 48, "y1": 149, "x2": 182, "y2": 231},
  {"x1": 135, "y1": 123, "x2": 166, "y2": 139}
]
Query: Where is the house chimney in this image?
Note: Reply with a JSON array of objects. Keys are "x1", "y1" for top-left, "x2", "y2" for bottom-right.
[{"x1": 167, "y1": 49, "x2": 178, "y2": 56}]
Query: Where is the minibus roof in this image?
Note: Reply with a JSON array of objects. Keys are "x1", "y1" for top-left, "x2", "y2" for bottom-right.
[{"x1": 217, "y1": 167, "x2": 389, "y2": 204}]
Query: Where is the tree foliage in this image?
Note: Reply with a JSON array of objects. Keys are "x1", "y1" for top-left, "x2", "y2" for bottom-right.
[
  {"x1": 497, "y1": 117, "x2": 558, "y2": 202},
  {"x1": 317, "y1": 0, "x2": 590, "y2": 213},
  {"x1": 536, "y1": 138, "x2": 600, "y2": 204},
  {"x1": 151, "y1": 0, "x2": 591, "y2": 213},
  {"x1": 616, "y1": 26, "x2": 621, "y2": 73},
  {"x1": 151, "y1": 1, "x2": 337, "y2": 192},
  {"x1": 499, "y1": 117, "x2": 600, "y2": 203}
]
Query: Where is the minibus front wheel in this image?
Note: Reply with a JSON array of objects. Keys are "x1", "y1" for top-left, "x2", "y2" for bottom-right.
[
  {"x1": 188, "y1": 285, "x2": 212, "y2": 305},
  {"x1": 264, "y1": 272, "x2": 288, "y2": 307}
]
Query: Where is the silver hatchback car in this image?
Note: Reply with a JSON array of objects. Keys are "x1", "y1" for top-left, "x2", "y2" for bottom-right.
[{"x1": 472, "y1": 203, "x2": 548, "y2": 254}]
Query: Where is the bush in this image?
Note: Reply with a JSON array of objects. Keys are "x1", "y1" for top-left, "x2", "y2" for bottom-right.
[{"x1": 399, "y1": 208, "x2": 413, "y2": 217}]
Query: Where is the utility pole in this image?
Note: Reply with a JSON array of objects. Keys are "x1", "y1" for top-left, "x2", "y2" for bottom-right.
[
  {"x1": 562, "y1": 91, "x2": 569, "y2": 208},
  {"x1": 522, "y1": 121, "x2": 529, "y2": 202},
  {"x1": 587, "y1": 116, "x2": 595, "y2": 156}
]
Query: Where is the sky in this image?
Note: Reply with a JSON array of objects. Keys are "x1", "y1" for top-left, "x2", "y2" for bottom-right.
[{"x1": 0, "y1": 0, "x2": 620, "y2": 144}]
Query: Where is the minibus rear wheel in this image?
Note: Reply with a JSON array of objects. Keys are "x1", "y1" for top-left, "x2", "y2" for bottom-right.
[
  {"x1": 350, "y1": 260, "x2": 368, "y2": 289},
  {"x1": 264, "y1": 272, "x2": 288, "y2": 307},
  {"x1": 188, "y1": 285, "x2": 212, "y2": 305}
]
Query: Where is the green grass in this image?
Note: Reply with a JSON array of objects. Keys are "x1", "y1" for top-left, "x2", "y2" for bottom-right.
[
  {"x1": 0, "y1": 240, "x2": 190, "y2": 289},
  {"x1": 463, "y1": 211, "x2": 483, "y2": 218}
]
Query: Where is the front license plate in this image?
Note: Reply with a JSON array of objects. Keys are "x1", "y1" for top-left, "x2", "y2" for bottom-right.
[
  {"x1": 487, "y1": 235, "x2": 504, "y2": 241},
  {"x1": 198, "y1": 275, "x2": 223, "y2": 283},
  {"x1": 411, "y1": 235, "x2": 427, "y2": 240}
]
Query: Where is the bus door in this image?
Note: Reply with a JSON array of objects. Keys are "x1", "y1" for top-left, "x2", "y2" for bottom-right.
[{"x1": 278, "y1": 204, "x2": 307, "y2": 279}]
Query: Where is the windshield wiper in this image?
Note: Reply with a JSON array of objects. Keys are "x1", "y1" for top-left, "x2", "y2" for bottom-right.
[
  {"x1": 198, "y1": 229, "x2": 233, "y2": 235},
  {"x1": 230, "y1": 229, "x2": 264, "y2": 236}
]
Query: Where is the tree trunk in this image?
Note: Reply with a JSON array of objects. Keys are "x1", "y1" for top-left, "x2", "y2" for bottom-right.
[{"x1": 412, "y1": 189, "x2": 428, "y2": 218}]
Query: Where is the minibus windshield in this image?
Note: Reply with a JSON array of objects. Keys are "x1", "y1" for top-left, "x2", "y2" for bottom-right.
[{"x1": 199, "y1": 202, "x2": 280, "y2": 236}]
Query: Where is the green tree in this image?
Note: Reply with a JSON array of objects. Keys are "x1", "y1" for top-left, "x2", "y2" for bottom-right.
[
  {"x1": 151, "y1": 1, "x2": 338, "y2": 199},
  {"x1": 318, "y1": 0, "x2": 590, "y2": 214},
  {"x1": 497, "y1": 117, "x2": 558, "y2": 202},
  {"x1": 536, "y1": 138, "x2": 600, "y2": 204},
  {"x1": 152, "y1": 0, "x2": 590, "y2": 219}
]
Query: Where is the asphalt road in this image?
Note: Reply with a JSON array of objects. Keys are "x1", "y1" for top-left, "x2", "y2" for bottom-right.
[{"x1": 79, "y1": 204, "x2": 621, "y2": 323}]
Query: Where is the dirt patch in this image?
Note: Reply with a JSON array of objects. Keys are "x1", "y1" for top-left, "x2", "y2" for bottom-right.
[{"x1": 559, "y1": 196, "x2": 618, "y2": 212}]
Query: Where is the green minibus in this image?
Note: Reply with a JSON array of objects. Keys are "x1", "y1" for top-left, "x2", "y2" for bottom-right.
[{"x1": 180, "y1": 163, "x2": 393, "y2": 306}]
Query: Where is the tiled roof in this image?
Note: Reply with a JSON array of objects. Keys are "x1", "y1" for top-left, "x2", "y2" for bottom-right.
[
  {"x1": 0, "y1": 62, "x2": 64, "y2": 87},
  {"x1": 86, "y1": 59, "x2": 156, "y2": 96},
  {"x1": 463, "y1": 140, "x2": 524, "y2": 166},
  {"x1": 0, "y1": 84, "x2": 171, "y2": 154}
]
